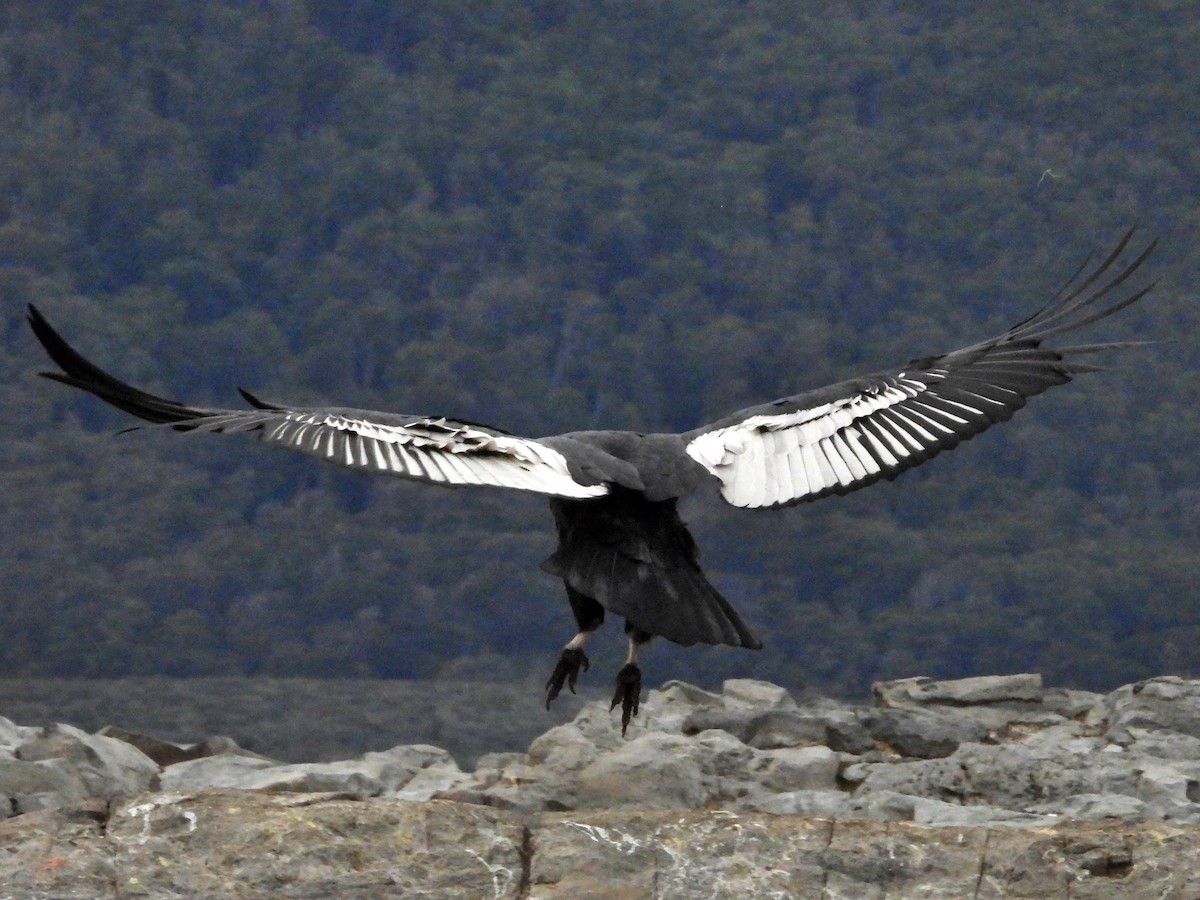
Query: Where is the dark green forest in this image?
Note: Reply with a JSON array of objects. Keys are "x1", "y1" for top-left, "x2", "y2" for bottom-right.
[{"x1": 2, "y1": 0, "x2": 1198, "y2": 706}]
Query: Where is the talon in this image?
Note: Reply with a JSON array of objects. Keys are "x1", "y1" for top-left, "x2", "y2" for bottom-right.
[
  {"x1": 545, "y1": 647, "x2": 590, "y2": 708},
  {"x1": 610, "y1": 662, "x2": 642, "y2": 735}
]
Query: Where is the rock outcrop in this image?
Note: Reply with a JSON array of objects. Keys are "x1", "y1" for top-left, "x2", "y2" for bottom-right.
[
  {"x1": 4, "y1": 673, "x2": 1200, "y2": 897},
  {"x1": 7, "y1": 792, "x2": 1200, "y2": 898}
]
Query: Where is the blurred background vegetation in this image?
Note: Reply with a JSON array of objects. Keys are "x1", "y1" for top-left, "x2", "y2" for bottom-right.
[{"x1": 1, "y1": 0, "x2": 1197, "y2": 750}]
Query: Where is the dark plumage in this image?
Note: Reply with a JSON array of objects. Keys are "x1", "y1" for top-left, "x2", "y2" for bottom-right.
[{"x1": 28, "y1": 230, "x2": 1158, "y2": 732}]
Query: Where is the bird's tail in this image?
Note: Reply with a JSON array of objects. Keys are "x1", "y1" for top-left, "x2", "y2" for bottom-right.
[{"x1": 543, "y1": 490, "x2": 762, "y2": 650}]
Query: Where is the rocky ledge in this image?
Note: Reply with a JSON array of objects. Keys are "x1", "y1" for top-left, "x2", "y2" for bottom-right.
[{"x1": 4, "y1": 673, "x2": 1200, "y2": 897}]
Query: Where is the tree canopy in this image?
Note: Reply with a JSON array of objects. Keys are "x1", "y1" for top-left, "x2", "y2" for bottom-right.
[{"x1": 2, "y1": 0, "x2": 1197, "y2": 697}]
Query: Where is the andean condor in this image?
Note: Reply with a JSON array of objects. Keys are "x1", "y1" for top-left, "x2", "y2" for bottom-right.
[{"x1": 28, "y1": 230, "x2": 1157, "y2": 732}]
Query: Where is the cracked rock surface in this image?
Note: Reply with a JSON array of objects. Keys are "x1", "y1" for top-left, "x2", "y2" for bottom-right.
[
  {"x1": 3, "y1": 792, "x2": 1199, "y2": 898},
  {"x1": 4, "y1": 673, "x2": 1200, "y2": 897}
]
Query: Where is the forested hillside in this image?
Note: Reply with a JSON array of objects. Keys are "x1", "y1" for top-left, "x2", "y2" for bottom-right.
[{"x1": 2, "y1": 0, "x2": 1197, "y2": 699}]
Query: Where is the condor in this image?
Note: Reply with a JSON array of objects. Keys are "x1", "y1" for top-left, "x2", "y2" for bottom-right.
[{"x1": 29, "y1": 231, "x2": 1156, "y2": 733}]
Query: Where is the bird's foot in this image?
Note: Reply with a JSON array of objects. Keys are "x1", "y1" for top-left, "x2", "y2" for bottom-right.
[
  {"x1": 545, "y1": 647, "x2": 590, "y2": 708},
  {"x1": 610, "y1": 662, "x2": 642, "y2": 736}
]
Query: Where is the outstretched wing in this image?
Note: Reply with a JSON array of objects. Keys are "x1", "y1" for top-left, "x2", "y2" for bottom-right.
[
  {"x1": 684, "y1": 230, "x2": 1157, "y2": 509},
  {"x1": 27, "y1": 306, "x2": 607, "y2": 500}
]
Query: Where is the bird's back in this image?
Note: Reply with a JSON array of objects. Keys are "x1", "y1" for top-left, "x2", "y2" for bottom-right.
[{"x1": 542, "y1": 430, "x2": 710, "y2": 502}]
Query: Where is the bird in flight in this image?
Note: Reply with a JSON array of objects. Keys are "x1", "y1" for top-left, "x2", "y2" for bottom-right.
[{"x1": 29, "y1": 230, "x2": 1157, "y2": 733}]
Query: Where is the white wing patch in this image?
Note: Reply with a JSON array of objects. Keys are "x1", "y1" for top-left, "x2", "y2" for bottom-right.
[
  {"x1": 686, "y1": 372, "x2": 1012, "y2": 508},
  {"x1": 254, "y1": 412, "x2": 607, "y2": 499}
]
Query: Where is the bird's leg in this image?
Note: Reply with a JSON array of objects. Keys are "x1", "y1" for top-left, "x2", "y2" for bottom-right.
[
  {"x1": 611, "y1": 624, "x2": 653, "y2": 736},
  {"x1": 545, "y1": 587, "x2": 605, "y2": 709}
]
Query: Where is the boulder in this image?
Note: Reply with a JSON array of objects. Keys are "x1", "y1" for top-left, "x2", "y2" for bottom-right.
[
  {"x1": 860, "y1": 706, "x2": 989, "y2": 758},
  {"x1": 874, "y1": 673, "x2": 1045, "y2": 706},
  {"x1": 97, "y1": 726, "x2": 263, "y2": 767},
  {"x1": 161, "y1": 743, "x2": 468, "y2": 800},
  {"x1": 1, "y1": 723, "x2": 158, "y2": 816},
  {"x1": 1088, "y1": 676, "x2": 1200, "y2": 743}
]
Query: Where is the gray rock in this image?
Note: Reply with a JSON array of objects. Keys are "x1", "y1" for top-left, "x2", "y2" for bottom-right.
[
  {"x1": 847, "y1": 789, "x2": 923, "y2": 821},
  {"x1": 528, "y1": 721, "x2": 602, "y2": 772},
  {"x1": 875, "y1": 673, "x2": 1045, "y2": 707},
  {"x1": 575, "y1": 732, "x2": 710, "y2": 809},
  {"x1": 682, "y1": 705, "x2": 863, "y2": 752},
  {"x1": 749, "y1": 708, "x2": 872, "y2": 752},
  {"x1": 1040, "y1": 686, "x2": 1105, "y2": 719},
  {"x1": 1129, "y1": 759, "x2": 1200, "y2": 822},
  {"x1": 849, "y1": 750, "x2": 980, "y2": 806},
  {"x1": 862, "y1": 707, "x2": 989, "y2": 758},
  {"x1": 637, "y1": 680, "x2": 725, "y2": 734},
  {"x1": 16, "y1": 724, "x2": 158, "y2": 785},
  {"x1": 847, "y1": 734, "x2": 1200, "y2": 825},
  {"x1": 159, "y1": 754, "x2": 296, "y2": 791},
  {"x1": 0, "y1": 716, "x2": 38, "y2": 751},
  {"x1": 466, "y1": 719, "x2": 608, "y2": 811},
  {"x1": 849, "y1": 796, "x2": 1056, "y2": 830},
  {"x1": 160, "y1": 742, "x2": 464, "y2": 800},
  {"x1": 393, "y1": 762, "x2": 472, "y2": 801},
  {"x1": 1122, "y1": 726, "x2": 1200, "y2": 760},
  {"x1": 0, "y1": 723, "x2": 158, "y2": 815},
  {"x1": 845, "y1": 790, "x2": 1058, "y2": 828},
  {"x1": 467, "y1": 759, "x2": 576, "y2": 812},
  {"x1": 910, "y1": 796, "x2": 1058, "y2": 828},
  {"x1": 569, "y1": 724, "x2": 773, "y2": 810},
  {"x1": 810, "y1": 708, "x2": 876, "y2": 755},
  {"x1": 721, "y1": 678, "x2": 797, "y2": 709},
  {"x1": 677, "y1": 685, "x2": 872, "y2": 754},
  {"x1": 1027, "y1": 792, "x2": 1151, "y2": 820},
  {"x1": 741, "y1": 788, "x2": 850, "y2": 816},
  {"x1": 871, "y1": 675, "x2": 1077, "y2": 743},
  {"x1": 473, "y1": 750, "x2": 527, "y2": 771},
  {"x1": 1090, "y1": 676, "x2": 1200, "y2": 744},
  {"x1": 755, "y1": 745, "x2": 840, "y2": 792},
  {"x1": 549, "y1": 698, "x2": 633, "y2": 750},
  {"x1": 98, "y1": 725, "x2": 264, "y2": 767},
  {"x1": 0, "y1": 756, "x2": 94, "y2": 816},
  {"x1": 679, "y1": 705, "x2": 778, "y2": 743},
  {"x1": 1004, "y1": 719, "x2": 1097, "y2": 754}
]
